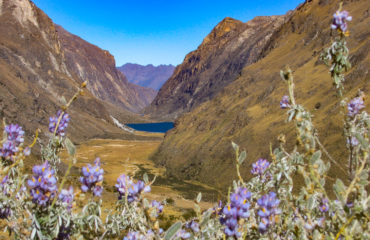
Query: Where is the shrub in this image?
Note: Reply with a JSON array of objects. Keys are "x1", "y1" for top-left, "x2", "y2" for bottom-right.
[{"x1": 0, "y1": 4, "x2": 368, "y2": 240}]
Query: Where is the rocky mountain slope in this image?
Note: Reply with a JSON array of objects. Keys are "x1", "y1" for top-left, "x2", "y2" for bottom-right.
[
  {"x1": 56, "y1": 26, "x2": 157, "y2": 112},
  {"x1": 118, "y1": 63, "x2": 175, "y2": 91},
  {"x1": 0, "y1": 0, "x2": 151, "y2": 143},
  {"x1": 151, "y1": 0, "x2": 370, "y2": 190},
  {"x1": 145, "y1": 15, "x2": 286, "y2": 120}
]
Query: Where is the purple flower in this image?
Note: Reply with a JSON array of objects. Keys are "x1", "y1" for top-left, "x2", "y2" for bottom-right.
[
  {"x1": 186, "y1": 220, "x2": 200, "y2": 233},
  {"x1": 80, "y1": 158, "x2": 104, "y2": 196},
  {"x1": 27, "y1": 161, "x2": 57, "y2": 206},
  {"x1": 257, "y1": 192, "x2": 281, "y2": 233},
  {"x1": 280, "y1": 95, "x2": 290, "y2": 109},
  {"x1": 319, "y1": 198, "x2": 329, "y2": 213},
  {"x1": 5, "y1": 124, "x2": 24, "y2": 145},
  {"x1": 331, "y1": 10, "x2": 352, "y2": 33},
  {"x1": 0, "y1": 206, "x2": 11, "y2": 219},
  {"x1": 123, "y1": 231, "x2": 145, "y2": 240},
  {"x1": 0, "y1": 175, "x2": 9, "y2": 195},
  {"x1": 347, "y1": 97, "x2": 364, "y2": 117},
  {"x1": 49, "y1": 110, "x2": 70, "y2": 136},
  {"x1": 251, "y1": 158, "x2": 270, "y2": 176},
  {"x1": 220, "y1": 187, "x2": 251, "y2": 237},
  {"x1": 347, "y1": 136, "x2": 359, "y2": 146},
  {"x1": 176, "y1": 229, "x2": 191, "y2": 239},
  {"x1": 59, "y1": 186, "x2": 74, "y2": 209},
  {"x1": 0, "y1": 124, "x2": 25, "y2": 161},
  {"x1": 115, "y1": 174, "x2": 150, "y2": 203},
  {"x1": 151, "y1": 200, "x2": 163, "y2": 217},
  {"x1": 23, "y1": 147, "x2": 31, "y2": 156}
]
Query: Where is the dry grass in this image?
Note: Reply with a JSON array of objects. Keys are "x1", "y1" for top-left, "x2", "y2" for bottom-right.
[{"x1": 60, "y1": 136, "x2": 215, "y2": 220}]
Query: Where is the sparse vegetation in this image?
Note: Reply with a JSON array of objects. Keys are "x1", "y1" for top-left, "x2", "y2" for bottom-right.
[{"x1": 0, "y1": 3, "x2": 368, "y2": 240}]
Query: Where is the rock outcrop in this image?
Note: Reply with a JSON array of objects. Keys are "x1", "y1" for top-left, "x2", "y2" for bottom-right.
[
  {"x1": 145, "y1": 16, "x2": 286, "y2": 120},
  {"x1": 151, "y1": 0, "x2": 370, "y2": 190},
  {"x1": 118, "y1": 63, "x2": 175, "y2": 91}
]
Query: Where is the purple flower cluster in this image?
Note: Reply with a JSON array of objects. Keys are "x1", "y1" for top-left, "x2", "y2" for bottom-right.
[
  {"x1": 49, "y1": 110, "x2": 70, "y2": 136},
  {"x1": 220, "y1": 187, "x2": 251, "y2": 237},
  {"x1": 176, "y1": 229, "x2": 191, "y2": 239},
  {"x1": 319, "y1": 198, "x2": 329, "y2": 213},
  {"x1": 185, "y1": 220, "x2": 200, "y2": 233},
  {"x1": 151, "y1": 200, "x2": 163, "y2": 217},
  {"x1": 251, "y1": 158, "x2": 270, "y2": 176},
  {"x1": 80, "y1": 158, "x2": 104, "y2": 196},
  {"x1": 347, "y1": 97, "x2": 364, "y2": 117},
  {"x1": 59, "y1": 186, "x2": 74, "y2": 209},
  {"x1": 0, "y1": 175, "x2": 9, "y2": 195},
  {"x1": 0, "y1": 205, "x2": 11, "y2": 219},
  {"x1": 0, "y1": 124, "x2": 25, "y2": 161},
  {"x1": 123, "y1": 231, "x2": 145, "y2": 240},
  {"x1": 331, "y1": 10, "x2": 352, "y2": 33},
  {"x1": 27, "y1": 161, "x2": 57, "y2": 206},
  {"x1": 280, "y1": 95, "x2": 290, "y2": 109},
  {"x1": 257, "y1": 192, "x2": 281, "y2": 233},
  {"x1": 115, "y1": 174, "x2": 150, "y2": 203},
  {"x1": 347, "y1": 136, "x2": 359, "y2": 146}
]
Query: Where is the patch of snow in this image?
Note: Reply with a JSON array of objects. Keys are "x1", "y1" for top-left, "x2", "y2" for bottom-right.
[{"x1": 110, "y1": 116, "x2": 135, "y2": 134}]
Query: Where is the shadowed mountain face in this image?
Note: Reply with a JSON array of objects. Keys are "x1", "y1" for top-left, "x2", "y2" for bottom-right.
[
  {"x1": 145, "y1": 16, "x2": 287, "y2": 120},
  {"x1": 55, "y1": 26, "x2": 157, "y2": 112},
  {"x1": 118, "y1": 63, "x2": 175, "y2": 91},
  {"x1": 0, "y1": 0, "x2": 151, "y2": 143},
  {"x1": 151, "y1": 0, "x2": 370, "y2": 190}
]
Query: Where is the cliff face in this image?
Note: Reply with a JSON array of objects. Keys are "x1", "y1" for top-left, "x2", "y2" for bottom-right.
[
  {"x1": 118, "y1": 63, "x2": 175, "y2": 91},
  {"x1": 145, "y1": 16, "x2": 286, "y2": 120},
  {"x1": 151, "y1": 0, "x2": 370, "y2": 190},
  {"x1": 55, "y1": 25, "x2": 157, "y2": 112},
  {"x1": 0, "y1": 0, "x2": 148, "y2": 143}
]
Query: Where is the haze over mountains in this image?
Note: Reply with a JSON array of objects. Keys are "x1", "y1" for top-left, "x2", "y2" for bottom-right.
[
  {"x1": 149, "y1": 0, "x2": 370, "y2": 189},
  {"x1": 118, "y1": 63, "x2": 175, "y2": 91},
  {"x1": 0, "y1": 0, "x2": 155, "y2": 143}
]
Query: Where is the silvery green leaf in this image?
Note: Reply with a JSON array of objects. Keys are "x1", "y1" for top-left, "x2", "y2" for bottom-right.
[
  {"x1": 143, "y1": 173, "x2": 149, "y2": 184},
  {"x1": 165, "y1": 221, "x2": 182, "y2": 240},
  {"x1": 288, "y1": 110, "x2": 295, "y2": 122},
  {"x1": 310, "y1": 151, "x2": 321, "y2": 165},
  {"x1": 333, "y1": 179, "x2": 346, "y2": 202},
  {"x1": 143, "y1": 198, "x2": 149, "y2": 208},
  {"x1": 194, "y1": 204, "x2": 201, "y2": 214},
  {"x1": 31, "y1": 228, "x2": 37, "y2": 239},
  {"x1": 196, "y1": 192, "x2": 202, "y2": 203},
  {"x1": 231, "y1": 142, "x2": 239, "y2": 152},
  {"x1": 200, "y1": 209, "x2": 212, "y2": 227},
  {"x1": 238, "y1": 150, "x2": 246, "y2": 165},
  {"x1": 64, "y1": 137, "x2": 76, "y2": 156},
  {"x1": 354, "y1": 133, "x2": 369, "y2": 149},
  {"x1": 60, "y1": 96, "x2": 67, "y2": 105}
]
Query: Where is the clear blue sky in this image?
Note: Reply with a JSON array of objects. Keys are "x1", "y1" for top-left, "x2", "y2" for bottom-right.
[{"x1": 32, "y1": 0, "x2": 303, "y2": 66}]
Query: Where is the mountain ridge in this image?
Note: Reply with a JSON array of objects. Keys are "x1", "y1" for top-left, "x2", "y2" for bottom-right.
[
  {"x1": 145, "y1": 14, "x2": 287, "y2": 120},
  {"x1": 0, "y1": 0, "x2": 153, "y2": 144},
  {"x1": 150, "y1": 0, "x2": 370, "y2": 190},
  {"x1": 118, "y1": 63, "x2": 175, "y2": 91}
]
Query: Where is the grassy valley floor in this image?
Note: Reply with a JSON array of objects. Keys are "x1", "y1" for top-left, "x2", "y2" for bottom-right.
[{"x1": 61, "y1": 134, "x2": 222, "y2": 221}]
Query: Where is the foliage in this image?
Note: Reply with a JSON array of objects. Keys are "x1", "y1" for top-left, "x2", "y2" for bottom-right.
[{"x1": 0, "y1": 4, "x2": 368, "y2": 240}]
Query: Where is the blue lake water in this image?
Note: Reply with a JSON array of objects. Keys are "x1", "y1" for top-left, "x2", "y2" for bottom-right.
[{"x1": 126, "y1": 122, "x2": 174, "y2": 133}]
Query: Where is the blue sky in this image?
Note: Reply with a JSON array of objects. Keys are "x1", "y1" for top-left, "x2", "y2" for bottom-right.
[{"x1": 32, "y1": 0, "x2": 303, "y2": 66}]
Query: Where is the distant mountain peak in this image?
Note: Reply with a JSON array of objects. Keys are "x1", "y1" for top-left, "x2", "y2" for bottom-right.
[
  {"x1": 118, "y1": 63, "x2": 175, "y2": 91},
  {"x1": 202, "y1": 17, "x2": 245, "y2": 46}
]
